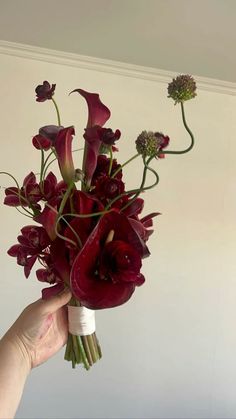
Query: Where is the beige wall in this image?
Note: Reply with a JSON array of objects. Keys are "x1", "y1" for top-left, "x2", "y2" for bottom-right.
[{"x1": 0, "y1": 50, "x2": 236, "y2": 419}]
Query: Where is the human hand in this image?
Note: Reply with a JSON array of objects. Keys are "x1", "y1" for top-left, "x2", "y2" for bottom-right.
[{"x1": 3, "y1": 288, "x2": 72, "y2": 369}]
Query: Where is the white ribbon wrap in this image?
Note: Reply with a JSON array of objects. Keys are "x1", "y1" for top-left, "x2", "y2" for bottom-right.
[{"x1": 68, "y1": 306, "x2": 96, "y2": 336}]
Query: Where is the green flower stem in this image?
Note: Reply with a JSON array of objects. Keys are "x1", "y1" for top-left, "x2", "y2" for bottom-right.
[
  {"x1": 58, "y1": 181, "x2": 75, "y2": 217},
  {"x1": 39, "y1": 149, "x2": 45, "y2": 193},
  {"x1": 64, "y1": 334, "x2": 72, "y2": 361},
  {"x1": 42, "y1": 148, "x2": 84, "y2": 180},
  {"x1": 104, "y1": 155, "x2": 159, "y2": 212},
  {"x1": 111, "y1": 153, "x2": 140, "y2": 178},
  {"x1": 0, "y1": 172, "x2": 35, "y2": 217},
  {"x1": 81, "y1": 336, "x2": 93, "y2": 366},
  {"x1": 87, "y1": 335, "x2": 98, "y2": 362},
  {"x1": 92, "y1": 333, "x2": 102, "y2": 358},
  {"x1": 163, "y1": 102, "x2": 194, "y2": 155},
  {"x1": 108, "y1": 146, "x2": 113, "y2": 176},
  {"x1": 42, "y1": 150, "x2": 55, "y2": 181},
  {"x1": 15, "y1": 207, "x2": 34, "y2": 219},
  {"x1": 72, "y1": 334, "x2": 82, "y2": 364},
  {"x1": 76, "y1": 335, "x2": 90, "y2": 370},
  {"x1": 51, "y1": 97, "x2": 61, "y2": 126},
  {"x1": 121, "y1": 156, "x2": 159, "y2": 211}
]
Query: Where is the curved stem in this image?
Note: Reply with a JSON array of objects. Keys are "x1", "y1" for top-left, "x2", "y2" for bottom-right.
[
  {"x1": 108, "y1": 146, "x2": 113, "y2": 176},
  {"x1": 51, "y1": 98, "x2": 61, "y2": 125},
  {"x1": 0, "y1": 172, "x2": 35, "y2": 216},
  {"x1": 58, "y1": 181, "x2": 75, "y2": 217},
  {"x1": 15, "y1": 207, "x2": 34, "y2": 219},
  {"x1": 111, "y1": 153, "x2": 140, "y2": 178},
  {"x1": 39, "y1": 149, "x2": 45, "y2": 193},
  {"x1": 163, "y1": 102, "x2": 194, "y2": 155},
  {"x1": 105, "y1": 155, "x2": 159, "y2": 211}
]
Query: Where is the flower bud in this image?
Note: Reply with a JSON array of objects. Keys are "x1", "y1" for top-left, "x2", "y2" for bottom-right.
[
  {"x1": 168, "y1": 74, "x2": 197, "y2": 104},
  {"x1": 135, "y1": 131, "x2": 169, "y2": 157}
]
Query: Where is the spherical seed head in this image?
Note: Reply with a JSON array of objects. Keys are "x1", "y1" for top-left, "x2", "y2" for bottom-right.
[
  {"x1": 136, "y1": 131, "x2": 164, "y2": 157},
  {"x1": 168, "y1": 74, "x2": 197, "y2": 104}
]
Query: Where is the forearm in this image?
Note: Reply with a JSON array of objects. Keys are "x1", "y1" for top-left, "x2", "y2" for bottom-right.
[{"x1": 0, "y1": 333, "x2": 30, "y2": 419}]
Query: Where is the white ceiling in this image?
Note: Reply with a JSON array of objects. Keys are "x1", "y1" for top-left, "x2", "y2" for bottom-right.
[{"x1": 0, "y1": 0, "x2": 235, "y2": 83}]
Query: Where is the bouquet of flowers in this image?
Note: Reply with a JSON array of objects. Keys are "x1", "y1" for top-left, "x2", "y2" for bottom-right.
[{"x1": 1, "y1": 75, "x2": 196, "y2": 369}]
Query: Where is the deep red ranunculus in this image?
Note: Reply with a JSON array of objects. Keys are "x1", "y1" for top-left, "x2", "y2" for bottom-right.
[
  {"x1": 93, "y1": 175, "x2": 125, "y2": 202},
  {"x1": 92, "y1": 155, "x2": 122, "y2": 183},
  {"x1": 70, "y1": 211, "x2": 148, "y2": 309},
  {"x1": 35, "y1": 81, "x2": 56, "y2": 102}
]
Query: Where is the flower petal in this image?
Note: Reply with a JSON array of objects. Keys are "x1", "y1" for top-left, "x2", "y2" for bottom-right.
[
  {"x1": 54, "y1": 126, "x2": 75, "y2": 184},
  {"x1": 70, "y1": 211, "x2": 148, "y2": 309},
  {"x1": 71, "y1": 89, "x2": 110, "y2": 128}
]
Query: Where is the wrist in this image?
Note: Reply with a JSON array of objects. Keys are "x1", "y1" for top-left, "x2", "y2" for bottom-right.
[{"x1": 1, "y1": 332, "x2": 31, "y2": 376}]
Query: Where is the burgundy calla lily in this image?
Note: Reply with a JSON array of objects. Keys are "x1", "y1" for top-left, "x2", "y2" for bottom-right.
[
  {"x1": 70, "y1": 211, "x2": 148, "y2": 309},
  {"x1": 54, "y1": 126, "x2": 75, "y2": 184},
  {"x1": 72, "y1": 89, "x2": 111, "y2": 186}
]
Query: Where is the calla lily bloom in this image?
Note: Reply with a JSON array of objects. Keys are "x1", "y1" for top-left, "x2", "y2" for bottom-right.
[
  {"x1": 71, "y1": 89, "x2": 111, "y2": 186},
  {"x1": 54, "y1": 126, "x2": 75, "y2": 185}
]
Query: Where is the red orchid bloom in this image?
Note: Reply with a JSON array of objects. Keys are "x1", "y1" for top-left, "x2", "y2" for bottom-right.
[
  {"x1": 4, "y1": 172, "x2": 41, "y2": 209},
  {"x1": 39, "y1": 238, "x2": 71, "y2": 299},
  {"x1": 8, "y1": 225, "x2": 51, "y2": 278}
]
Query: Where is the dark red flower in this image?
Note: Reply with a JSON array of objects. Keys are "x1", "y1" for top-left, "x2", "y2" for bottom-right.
[
  {"x1": 40, "y1": 239, "x2": 71, "y2": 299},
  {"x1": 71, "y1": 89, "x2": 111, "y2": 185},
  {"x1": 8, "y1": 225, "x2": 51, "y2": 278},
  {"x1": 93, "y1": 175, "x2": 125, "y2": 202},
  {"x1": 98, "y1": 240, "x2": 144, "y2": 285},
  {"x1": 84, "y1": 126, "x2": 121, "y2": 147},
  {"x1": 35, "y1": 81, "x2": 56, "y2": 102},
  {"x1": 32, "y1": 134, "x2": 51, "y2": 151},
  {"x1": 154, "y1": 132, "x2": 170, "y2": 158},
  {"x1": 54, "y1": 126, "x2": 75, "y2": 184},
  {"x1": 64, "y1": 191, "x2": 105, "y2": 264},
  {"x1": 70, "y1": 211, "x2": 148, "y2": 309},
  {"x1": 92, "y1": 155, "x2": 122, "y2": 184},
  {"x1": 99, "y1": 128, "x2": 121, "y2": 146},
  {"x1": 38, "y1": 125, "x2": 64, "y2": 145},
  {"x1": 4, "y1": 172, "x2": 41, "y2": 209}
]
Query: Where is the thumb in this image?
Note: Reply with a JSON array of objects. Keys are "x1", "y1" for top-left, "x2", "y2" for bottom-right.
[{"x1": 40, "y1": 288, "x2": 72, "y2": 313}]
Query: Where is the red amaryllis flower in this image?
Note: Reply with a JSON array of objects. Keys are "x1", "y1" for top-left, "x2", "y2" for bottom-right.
[
  {"x1": 70, "y1": 211, "x2": 148, "y2": 309},
  {"x1": 35, "y1": 81, "x2": 56, "y2": 102},
  {"x1": 8, "y1": 225, "x2": 51, "y2": 278}
]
